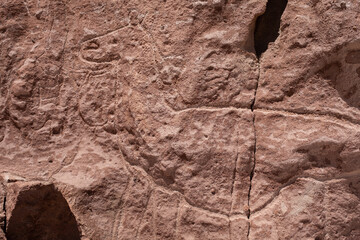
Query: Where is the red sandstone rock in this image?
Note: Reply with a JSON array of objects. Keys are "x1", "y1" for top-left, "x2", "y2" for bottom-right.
[
  {"x1": 0, "y1": 231, "x2": 5, "y2": 240},
  {"x1": 250, "y1": 110, "x2": 360, "y2": 239},
  {"x1": 0, "y1": 0, "x2": 359, "y2": 239},
  {"x1": 0, "y1": 184, "x2": 4, "y2": 240}
]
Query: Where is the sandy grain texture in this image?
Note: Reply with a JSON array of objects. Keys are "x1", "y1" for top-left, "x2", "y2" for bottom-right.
[{"x1": 0, "y1": 0, "x2": 359, "y2": 239}]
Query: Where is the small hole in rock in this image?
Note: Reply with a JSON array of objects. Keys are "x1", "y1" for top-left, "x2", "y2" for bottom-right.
[{"x1": 254, "y1": 0, "x2": 288, "y2": 58}]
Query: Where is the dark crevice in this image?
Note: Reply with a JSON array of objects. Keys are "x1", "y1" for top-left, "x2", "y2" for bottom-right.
[
  {"x1": 250, "y1": 73, "x2": 258, "y2": 112},
  {"x1": 247, "y1": 113, "x2": 257, "y2": 240},
  {"x1": 5, "y1": 184, "x2": 81, "y2": 240},
  {"x1": 2, "y1": 196, "x2": 6, "y2": 234},
  {"x1": 248, "y1": 2, "x2": 289, "y2": 230},
  {"x1": 248, "y1": 65, "x2": 259, "y2": 239},
  {"x1": 254, "y1": 0, "x2": 288, "y2": 58}
]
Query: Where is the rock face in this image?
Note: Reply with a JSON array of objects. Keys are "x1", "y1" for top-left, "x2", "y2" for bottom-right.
[{"x1": 0, "y1": 0, "x2": 359, "y2": 239}]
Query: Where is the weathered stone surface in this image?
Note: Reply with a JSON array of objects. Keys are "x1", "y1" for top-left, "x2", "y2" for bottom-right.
[
  {"x1": 0, "y1": 183, "x2": 5, "y2": 240},
  {"x1": 0, "y1": 230, "x2": 5, "y2": 240},
  {"x1": 255, "y1": 0, "x2": 360, "y2": 123},
  {"x1": 251, "y1": 110, "x2": 360, "y2": 211},
  {"x1": 250, "y1": 177, "x2": 360, "y2": 240},
  {"x1": 248, "y1": 1, "x2": 360, "y2": 239},
  {"x1": 1, "y1": 0, "x2": 360, "y2": 239},
  {"x1": 250, "y1": 110, "x2": 360, "y2": 239}
]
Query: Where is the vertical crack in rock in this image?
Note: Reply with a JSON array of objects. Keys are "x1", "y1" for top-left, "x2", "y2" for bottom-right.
[
  {"x1": 228, "y1": 218, "x2": 232, "y2": 240},
  {"x1": 246, "y1": 63, "x2": 259, "y2": 240},
  {"x1": 247, "y1": 40, "x2": 262, "y2": 240},
  {"x1": 247, "y1": 1, "x2": 288, "y2": 237},
  {"x1": 254, "y1": 0, "x2": 288, "y2": 58},
  {"x1": 247, "y1": 111, "x2": 257, "y2": 240},
  {"x1": 135, "y1": 189, "x2": 153, "y2": 239},
  {"x1": 229, "y1": 151, "x2": 239, "y2": 240},
  {"x1": 230, "y1": 152, "x2": 239, "y2": 202},
  {"x1": 2, "y1": 196, "x2": 6, "y2": 234}
]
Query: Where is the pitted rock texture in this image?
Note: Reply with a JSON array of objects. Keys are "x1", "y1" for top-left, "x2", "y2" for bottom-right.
[{"x1": 0, "y1": 0, "x2": 359, "y2": 239}]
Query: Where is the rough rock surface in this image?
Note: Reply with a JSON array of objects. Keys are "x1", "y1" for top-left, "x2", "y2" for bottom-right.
[{"x1": 0, "y1": 0, "x2": 359, "y2": 239}]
